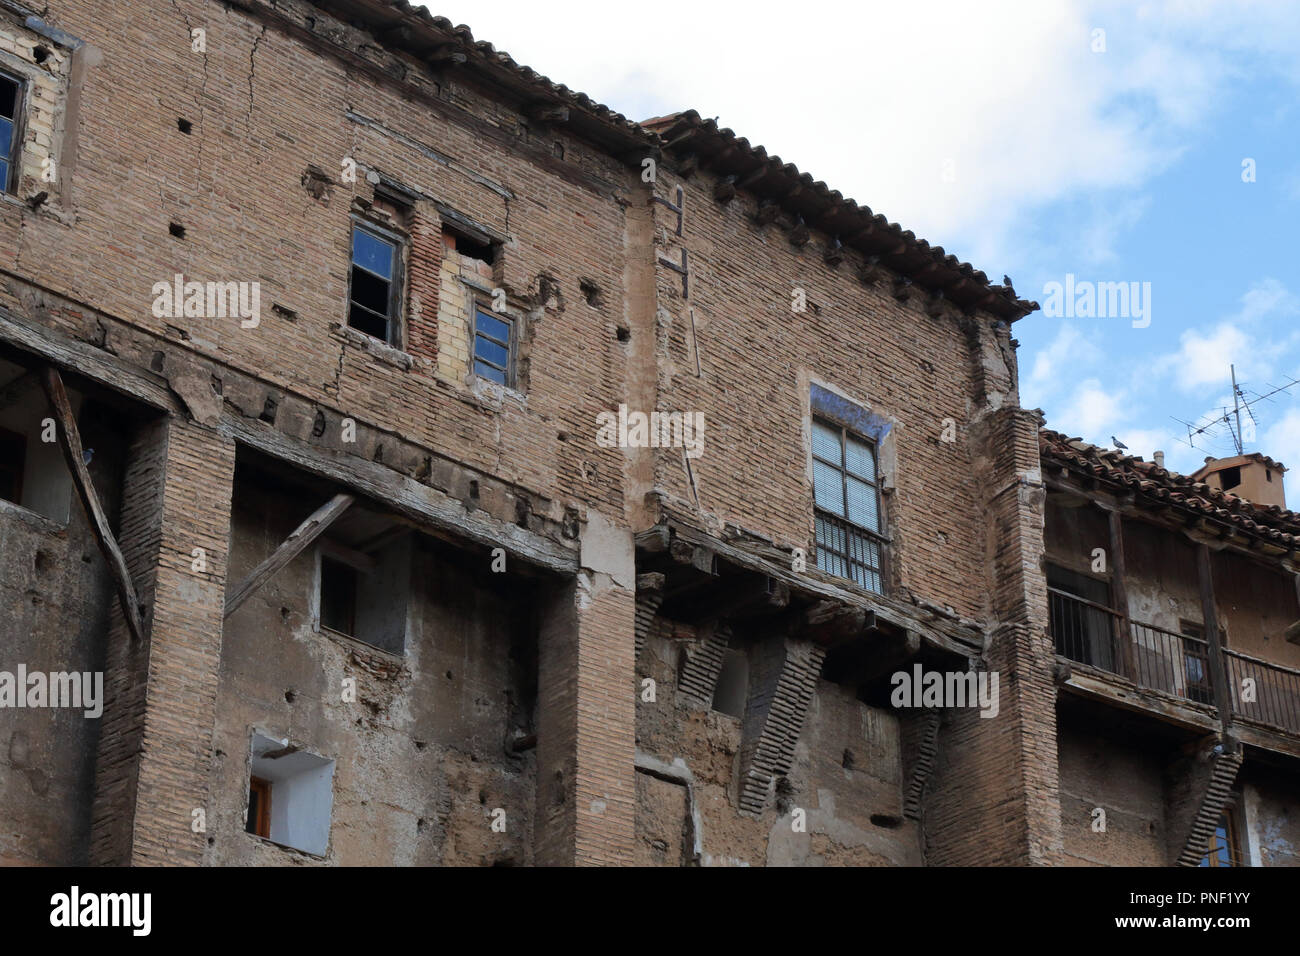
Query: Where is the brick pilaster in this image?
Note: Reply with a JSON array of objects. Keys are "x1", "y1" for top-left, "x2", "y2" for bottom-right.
[
  {"x1": 89, "y1": 416, "x2": 235, "y2": 865},
  {"x1": 536, "y1": 575, "x2": 637, "y2": 865}
]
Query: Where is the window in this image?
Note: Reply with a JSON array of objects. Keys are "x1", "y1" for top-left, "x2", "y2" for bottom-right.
[
  {"x1": 813, "y1": 417, "x2": 884, "y2": 593},
  {"x1": 1199, "y1": 810, "x2": 1241, "y2": 867},
  {"x1": 0, "y1": 72, "x2": 22, "y2": 194},
  {"x1": 472, "y1": 305, "x2": 513, "y2": 386},
  {"x1": 315, "y1": 535, "x2": 411, "y2": 655},
  {"x1": 245, "y1": 777, "x2": 271, "y2": 838},
  {"x1": 0, "y1": 426, "x2": 25, "y2": 504},
  {"x1": 348, "y1": 222, "x2": 403, "y2": 345},
  {"x1": 247, "y1": 733, "x2": 335, "y2": 856}
]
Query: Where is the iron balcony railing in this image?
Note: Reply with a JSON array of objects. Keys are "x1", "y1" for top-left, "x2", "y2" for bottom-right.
[
  {"x1": 1049, "y1": 587, "x2": 1214, "y2": 706},
  {"x1": 1223, "y1": 648, "x2": 1300, "y2": 736}
]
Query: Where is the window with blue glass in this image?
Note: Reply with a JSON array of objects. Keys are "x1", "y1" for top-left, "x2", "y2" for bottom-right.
[
  {"x1": 1198, "y1": 810, "x2": 1240, "y2": 867},
  {"x1": 472, "y1": 305, "x2": 513, "y2": 386},
  {"x1": 0, "y1": 72, "x2": 23, "y2": 193},
  {"x1": 348, "y1": 222, "x2": 402, "y2": 345}
]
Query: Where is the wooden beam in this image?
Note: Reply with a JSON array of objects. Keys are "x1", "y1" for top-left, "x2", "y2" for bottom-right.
[
  {"x1": 40, "y1": 366, "x2": 146, "y2": 644},
  {"x1": 1107, "y1": 508, "x2": 1135, "y2": 680},
  {"x1": 0, "y1": 307, "x2": 175, "y2": 412},
  {"x1": 224, "y1": 493, "x2": 354, "y2": 618},
  {"x1": 1197, "y1": 543, "x2": 1233, "y2": 734},
  {"x1": 222, "y1": 416, "x2": 578, "y2": 575}
]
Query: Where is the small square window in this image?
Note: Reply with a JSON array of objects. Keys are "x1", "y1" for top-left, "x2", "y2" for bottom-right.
[
  {"x1": 247, "y1": 734, "x2": 335, "y2": 856},
  {"x1": 316, "y1": 535, "x2": 411, "y2": 655},
  {"x1": 348, "y1": 222, "x2": 403, "y2": 345},
  {"x1": 473, "y1": 305, "x2": 514, "y2": 386}
]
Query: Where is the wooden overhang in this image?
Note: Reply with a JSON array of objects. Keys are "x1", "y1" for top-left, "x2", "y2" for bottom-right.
[{"x1": 635, "y1": 515, "x2": 983, "y2": 661}]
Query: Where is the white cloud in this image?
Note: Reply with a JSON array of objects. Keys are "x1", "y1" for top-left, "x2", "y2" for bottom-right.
[
  {"x1": 425, "y1": 0, "x2": 1300, "y2": 274},
  {"x1": 1025, "y1": 321, "x2": 1104, "y2": 403},
  {"x1": 1056, "y1": 377, "x2": 1127, "y2": 439},
  {"x1": 1152, "y1": 278, "x2": 1300, "y2": 391},
  {"x1": 1262, "y1": 407, "x2": 1300, "y2": 474}
]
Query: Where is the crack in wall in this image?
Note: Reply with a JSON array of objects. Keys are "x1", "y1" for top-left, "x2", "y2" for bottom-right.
[{"x1": 247, "y1": 24, "x2": 266, "y2": 136}]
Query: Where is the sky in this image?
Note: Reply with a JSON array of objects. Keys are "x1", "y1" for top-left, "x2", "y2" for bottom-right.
[{"x1": 427, "y1": 0, "x2": 1300, "y2": 490}]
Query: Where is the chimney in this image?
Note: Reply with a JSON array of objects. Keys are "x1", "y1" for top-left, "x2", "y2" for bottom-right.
[
  {"x1": 1191, "y1": 453, "x2": 1287, "y2": 509},
  {"x1": 1154, "y1": 450, "x2": 1165, "y2": 469}
]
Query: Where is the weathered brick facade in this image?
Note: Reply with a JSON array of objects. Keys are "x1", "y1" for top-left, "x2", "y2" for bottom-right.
[{"x1": 1, "y1": 0, "x2": 1296, "y2": 868}]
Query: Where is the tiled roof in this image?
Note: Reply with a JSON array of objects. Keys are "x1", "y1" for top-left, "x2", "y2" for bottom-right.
[
  {"x1": 1040, "y1": 428, "x2": 1300, "y2": 548},
  {"x1": 642, "y1": 112, "x2": 1037, "y2": 322},
  {"x1": 319, "y1": 3, "x2": 1034, "y2": 321}
]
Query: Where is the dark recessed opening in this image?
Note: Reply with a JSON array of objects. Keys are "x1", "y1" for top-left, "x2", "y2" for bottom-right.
[
  {"x1": 580, "y1": 279, "x2": 603, "y2": 308},
  {"x1": 444, "y1": 226, "x2": 495, "y2": 265},
  {"x1": 1219, "y1": 465, "x2": 1241, "y2": 491},
  {"x1": 169, "y1": 222, "x2": 186, "y2": 239},
  {"x1": 178, "y1": 118, "x2": 193, "y2": 134},
  {"x1": 33, "y1": 46, "x2": 50, "y2": 64},
  {"x1": 870, "y1": 814, "x2": 903, "y2": 829},
  {"x1": 616, "y1": 326, "x2": 630, "y2": 342}
]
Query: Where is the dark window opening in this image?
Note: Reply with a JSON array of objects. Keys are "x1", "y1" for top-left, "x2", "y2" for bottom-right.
[
  {"x1": 813, "y1": 416, "x2": 884, "y2": 594},
  {"x1": 246, "y1": 776, "x2": 272, "y2": 838},
  {"x1": 0, "y1": 426, "x2": 25, "y2": 504},
  {"x1": 1218, "y1": 465, "x2": 1241, "y2": 491},
  {"x1": 473, "y1": 305, "x2": 513, "y2": 386},
  {"x1": 0, "y1": 72, "x2": 21, "y2": 194},
  {"x1": 444, "y1": 226, "x2": 496, "y2": 265},
  {"x1": 319, "y1": 556, "x2": 358, "y2": 636},
  {"x1": 1047, "y1": 563, "x2": 1117, "y2": 670},
  {"x1": 710, "y1": 649, "x2": 748, "y2": 718},
  {"x1": 348, "y1": 223, "x2": 402, "y2": 345},
  {"x1": 317, "y1": 535, "x2": 411, "y2": 654}
]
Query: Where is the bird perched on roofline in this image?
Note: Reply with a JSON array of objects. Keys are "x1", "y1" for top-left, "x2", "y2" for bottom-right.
[{"x1": 1111, "y1": 436, "x2": 1128, "y2": 451}]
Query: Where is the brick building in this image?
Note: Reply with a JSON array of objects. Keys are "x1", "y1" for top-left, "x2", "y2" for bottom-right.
[{"x1": 0, "y1": 0, "x2": 1295, "y2": 866}]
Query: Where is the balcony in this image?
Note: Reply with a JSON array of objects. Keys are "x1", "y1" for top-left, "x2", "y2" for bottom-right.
[
  {"x1": 1224, "y1": 648, "x2": 1300, "y2": 736},
  {"x1": 1050, "y1": 587, "x2": 1300, "y2": 737}
]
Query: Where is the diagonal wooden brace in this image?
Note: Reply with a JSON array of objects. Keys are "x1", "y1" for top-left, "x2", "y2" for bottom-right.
[
  {"x1": 41, "y1": 366, "x2": 146, "y2": 643},
  {"x1": 223, "y1": 492, "x2": 354, "y2": 618}
]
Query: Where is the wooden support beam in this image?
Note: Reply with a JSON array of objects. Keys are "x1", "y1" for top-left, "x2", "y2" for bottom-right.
[
  {"x1": 41, "y1": 366, "x2": 147, "y2": 643},
  {"x1": 224, "y1": 493, "x2": 354, "y2": 618},
  {"x1": 1197, "y1": 543, "x2": 1233, "y2": 733},
  {"x1": 223, "y1": 417, "x2": 577, "y2": 575},
  {"x1": 1108, "y1": 508, "x2": 1135, "y2": 680},
  {"x1": 803, "y1": 601, "x2": 868, "y2": 645}
]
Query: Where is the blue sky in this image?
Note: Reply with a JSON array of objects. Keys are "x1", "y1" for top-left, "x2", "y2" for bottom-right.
[{"x1": 427, "y1": 0, "x2": 1300, "y2": 490}]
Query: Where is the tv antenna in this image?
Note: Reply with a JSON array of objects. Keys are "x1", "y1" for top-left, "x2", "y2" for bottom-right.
[{"x1": 1172, "y1": 364, "x2": 1300, "y2": 456}]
